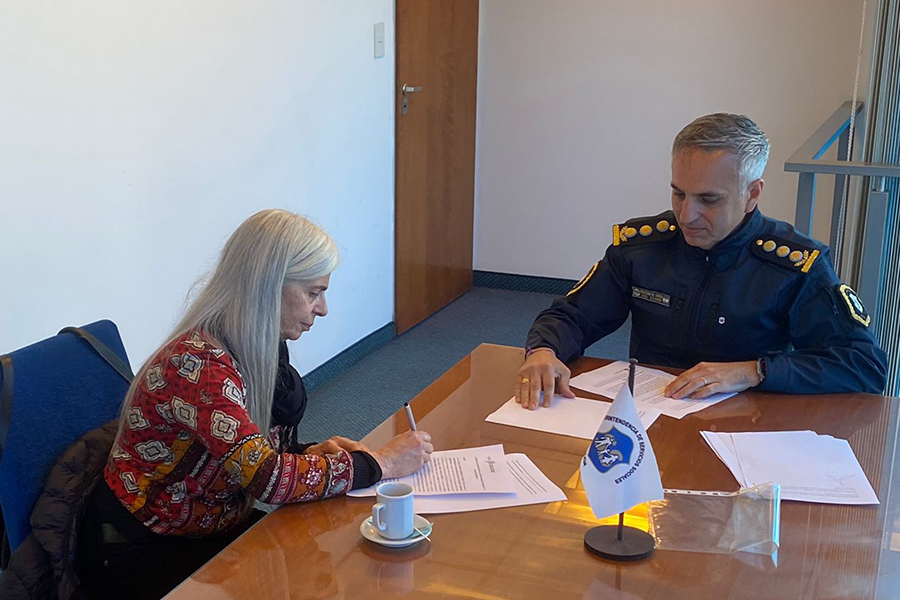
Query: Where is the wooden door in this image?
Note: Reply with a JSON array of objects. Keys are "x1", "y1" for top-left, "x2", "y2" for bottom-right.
[{"x1": 395, "y1": 0, "x2": 479, "y2": 334}]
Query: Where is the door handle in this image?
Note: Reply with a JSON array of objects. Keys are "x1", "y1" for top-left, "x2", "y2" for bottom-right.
[{"x1": 401, "y1": 84, "x2": 423, "y2": 116}]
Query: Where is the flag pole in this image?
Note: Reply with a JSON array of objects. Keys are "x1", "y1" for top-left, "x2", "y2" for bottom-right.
[
  {"x1": 583, "y1": 358, "x2": 656, "y2": 562},
  {"x1": 628, "y1": 357, "x2": 637, "y2": 391},
  {"x1": 617, "y1": 511, "x2": 624, "y2": 541},
  {"x1": 616, "y1": 358, "x2": 637, "y2": 542}
]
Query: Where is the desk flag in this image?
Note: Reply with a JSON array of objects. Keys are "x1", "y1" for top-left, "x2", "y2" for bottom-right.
[{"x1": 580, "y1": 381, "x2": 664, "y2": 519}]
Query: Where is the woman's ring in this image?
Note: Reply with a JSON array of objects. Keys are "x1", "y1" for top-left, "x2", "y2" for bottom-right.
[{"x1": 701, "y1": 377, "x2": 708, "y2": 387}]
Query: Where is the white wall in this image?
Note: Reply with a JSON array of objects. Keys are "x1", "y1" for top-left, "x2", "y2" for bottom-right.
[
  {"x1": 475, "y1": 0, "x2": 867, "y2": 279},
  {"x1": 0, "y1": 1, "x2": 395, "y2": 374}
]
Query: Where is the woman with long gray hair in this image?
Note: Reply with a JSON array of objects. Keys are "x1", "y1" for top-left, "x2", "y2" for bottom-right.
[{"x1": 78, "y1": 209, "x2": 433, "y2": 600}]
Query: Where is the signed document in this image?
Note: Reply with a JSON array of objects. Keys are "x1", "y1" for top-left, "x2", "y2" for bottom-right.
[{"x1": 348, "y1": 444, "x2": 516, "y2": 497}]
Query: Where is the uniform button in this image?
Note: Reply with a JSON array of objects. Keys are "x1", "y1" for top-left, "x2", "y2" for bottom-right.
[
  {"x1": 718, "y1": 316, "x2": 726, "y2": 324},
  {"x1": 756, "y1": 239, "x2": 764, "y2": 246}
]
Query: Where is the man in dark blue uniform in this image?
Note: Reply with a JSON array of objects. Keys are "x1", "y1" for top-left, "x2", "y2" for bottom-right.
[{"x1": 516, "y1": 113, "x2": 887, "y2": 409}]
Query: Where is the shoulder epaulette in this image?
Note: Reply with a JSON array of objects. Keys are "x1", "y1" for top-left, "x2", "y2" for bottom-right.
[
  {"x1": 612, "y1": 215, "x2": 678, "y2": 247},
  {"x1": 750, "y1": 234, "x2": 821, "y2": 273}
]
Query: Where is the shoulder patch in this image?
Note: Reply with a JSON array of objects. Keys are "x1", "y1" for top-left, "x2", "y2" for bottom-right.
[
  {"x1": 750, "y1": 234, "x2": 820, "y2": 273},
  {"x1": 836, "y1": 284, "x2": 871, "y2": 327},
  {"x1": 567, "y1": 262, "x2": 599, "y2": 297},
  {"x1": 612, "y1": 215, "x2": 678, "y2": 247}
]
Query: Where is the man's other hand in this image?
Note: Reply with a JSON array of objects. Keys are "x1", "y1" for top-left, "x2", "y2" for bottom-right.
[
  {"x1": 515, "y1": 348, "x2": 576, "y2": 410},
  {"x1": 664, "y1": 360, "x2": 761, "y2": 399}
]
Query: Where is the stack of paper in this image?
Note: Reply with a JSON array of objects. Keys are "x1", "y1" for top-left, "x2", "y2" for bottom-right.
[
  {"x1": 569, "y1": 361, "x2": 737, "y2": 419},
  {"x1": 701, "y1": 430, "x2": 879, "y2": 505},
  {"x1": 485, "y1": 395, "x2": 660, "y2": 439},
  {"x1": 348, "y1": 444, "x2": 566, "y2": 514}
]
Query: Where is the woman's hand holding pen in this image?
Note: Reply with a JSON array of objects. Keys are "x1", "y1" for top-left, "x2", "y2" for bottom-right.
[{"x1": 371, "y1": 431, "x2": 434, "y2": 479}]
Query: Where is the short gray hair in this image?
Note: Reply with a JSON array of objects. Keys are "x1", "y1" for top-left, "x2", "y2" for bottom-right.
[{"x1": 672, "y1": 113, "x2": 770, "y2": 188}]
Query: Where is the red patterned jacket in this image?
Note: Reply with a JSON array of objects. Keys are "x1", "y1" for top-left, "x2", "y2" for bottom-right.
[{"x1": 104, "y1": 330, "x2": 354, "y2": 536}]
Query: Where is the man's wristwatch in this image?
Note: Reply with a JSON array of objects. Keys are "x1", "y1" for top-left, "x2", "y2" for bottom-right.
[{"x1": 756, "y1": 357, "x2": 767, "y2": 385}]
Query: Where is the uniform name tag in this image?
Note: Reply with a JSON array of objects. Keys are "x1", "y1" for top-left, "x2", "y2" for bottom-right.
[{"x1": 632, "y1": 286, "x2": 670, "y2": 307}]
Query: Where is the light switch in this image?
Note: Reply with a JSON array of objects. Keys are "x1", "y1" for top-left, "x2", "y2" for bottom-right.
[{"x1": 374, "y1": 22, "x2": 385, "y2": 59}]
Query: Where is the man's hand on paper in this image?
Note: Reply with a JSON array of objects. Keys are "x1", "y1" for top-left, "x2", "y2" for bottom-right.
[
  {"x1": 515, "y1": 348, "x2": 576, "y2": 409},
  {"x1": 371, "y1": 431, "x2": 434, "y2": 479},
  {"x1": 664, "y1": 360, "x2": 761, "y2": 399}
]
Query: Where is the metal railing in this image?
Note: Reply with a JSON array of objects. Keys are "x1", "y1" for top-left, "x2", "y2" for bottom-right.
[{"x1": 784, "y1": 101, "x2": 900, "y2": 321}]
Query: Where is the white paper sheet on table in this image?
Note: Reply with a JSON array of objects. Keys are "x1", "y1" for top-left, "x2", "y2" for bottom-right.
[
  {"x1": 485, "y1": 395, "x2": 661, "y2": 439},
  {"x1": 569, "y1": 361, "x2": 736, "y2": 419},
  {"x1": 700, "y1": 430, "x2": 747, "y2": 485},
  {"x1": 411, "y1": 453, "x2": 567, "y2": 514},
  {"x1": 701, "y1": 430, "x2": 879, "y2": 505},
  {"x1": 348, "y1": 444, "x2": 516, "y2": 497}
]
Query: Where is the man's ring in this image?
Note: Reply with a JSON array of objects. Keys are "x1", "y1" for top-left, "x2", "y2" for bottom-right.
[
  {"x1": 701, "y1": 377, "x2": 708, "y2": 387},
  {"x1": 522, "y1": 378, "x2": 530, "y2": 384}
]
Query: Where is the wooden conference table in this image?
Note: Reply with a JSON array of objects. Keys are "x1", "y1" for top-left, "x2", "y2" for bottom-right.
[{"x1": 166, "y1": 344, "x2": 900, "y2": 600}]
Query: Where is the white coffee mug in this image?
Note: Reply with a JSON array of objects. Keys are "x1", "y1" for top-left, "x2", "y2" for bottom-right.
[{"x1": 372, "y1": 482, "x2": 414, "y2": 540}]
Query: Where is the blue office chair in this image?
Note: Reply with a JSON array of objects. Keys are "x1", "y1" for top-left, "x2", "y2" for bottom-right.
[{"x1": 0, "y1": 320, "x2": 133, "y2": 554}]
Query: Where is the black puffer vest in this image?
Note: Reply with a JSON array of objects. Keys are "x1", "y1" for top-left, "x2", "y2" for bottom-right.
[{"x1": 0, "y1": 421, "x2": 117, "y2": 600}]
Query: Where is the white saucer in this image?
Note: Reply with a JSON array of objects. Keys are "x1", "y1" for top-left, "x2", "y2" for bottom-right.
[{"x1": 360, "y1": 514, "x2": 433, "y2": 548}]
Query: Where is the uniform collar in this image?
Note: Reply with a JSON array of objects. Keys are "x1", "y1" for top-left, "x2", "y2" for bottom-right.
[
  {"x1": 680, "y1": 208, "x2": 762, "y2": 264},
  {"x1": 710, "y1": 208, "x2": 763, "y2": 254}
]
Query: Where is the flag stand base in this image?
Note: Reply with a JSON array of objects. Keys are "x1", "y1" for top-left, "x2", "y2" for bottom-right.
[{"x1": 584, "y1": 525, "x2": 655, "y2": 562}]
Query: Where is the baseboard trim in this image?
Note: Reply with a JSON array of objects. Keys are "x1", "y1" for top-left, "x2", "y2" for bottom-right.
[
  {"x1": 303, "y1": 271, "x2": 575, "y2": 392},
  {"x1": 473, "y1": 270, "x2": 576, "y2": 296},
  {"x1": 303, "y1": 322, "x2": 395, "y2": 393}
]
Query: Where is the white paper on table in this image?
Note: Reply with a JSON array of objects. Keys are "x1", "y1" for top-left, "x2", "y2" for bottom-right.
[
  {"x1": 569, "y1": 361, "x2": 736, "y2": 419},
  {"x1": 701, "y1": 430, "x2": 753, "y2": 485},
  {"x1": 412, "y1": 453, "x2": 567, "y2": 514},
  {"x1": 731, "y1": 431, "x2": 879, "y2": 505},
  {"x1": 701, "y1": 430, "x2": 879, "y2": 505},
  {"x1": 348, "y1": 444, "x2": 516, "y2": 497},
  {"x1": 485, "y1": 395, "x2": 661, "y2": 440},
  {"x1": 702, "y1": 430, "x2": 817, "y2": 487},
  {"x1": 702, "y1": 430, "x2": 818, "y2": 490}
]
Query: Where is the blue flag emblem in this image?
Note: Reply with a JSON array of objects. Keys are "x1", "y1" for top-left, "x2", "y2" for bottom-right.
[{"x1": 587, "y1": 425, "x2": 634, "y2": 473}]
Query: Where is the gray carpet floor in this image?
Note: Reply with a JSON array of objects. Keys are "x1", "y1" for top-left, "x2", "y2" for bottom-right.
[{"x1": 299, "y1": 287, "x2": 631, "y2": 442}]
